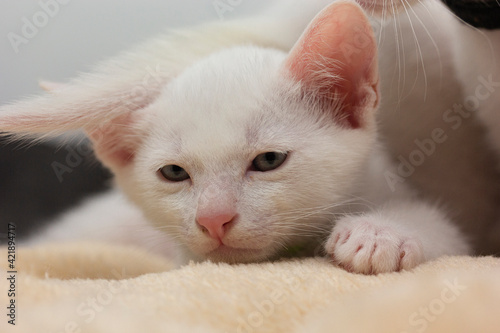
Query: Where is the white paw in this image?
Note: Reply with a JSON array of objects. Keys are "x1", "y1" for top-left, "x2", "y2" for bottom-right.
[{"x1": 325, "y1": 216, "x2": 424, "y2": 274}]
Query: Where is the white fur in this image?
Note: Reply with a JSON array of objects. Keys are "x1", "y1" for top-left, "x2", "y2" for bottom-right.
[
  {"x1": 1, "y1": 1, "x2": 481, "y2": 273},
  {"x1": 25, "y1": 190, "x2": 183, "y2": 264}
]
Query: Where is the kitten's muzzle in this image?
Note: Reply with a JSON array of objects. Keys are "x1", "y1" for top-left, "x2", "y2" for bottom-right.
[{"x1": 196, "y1": 212, "x2": 237, "y2": 240}]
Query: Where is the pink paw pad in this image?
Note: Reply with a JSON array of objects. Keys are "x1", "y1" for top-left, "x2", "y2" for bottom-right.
[{"x1": 325, "y1": 218, "x2": 424, "y2": 274}]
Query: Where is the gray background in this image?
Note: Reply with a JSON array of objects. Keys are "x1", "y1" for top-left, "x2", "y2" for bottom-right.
[{"x1": 0, "y1": 0, "x2": 272, "y2": 104}]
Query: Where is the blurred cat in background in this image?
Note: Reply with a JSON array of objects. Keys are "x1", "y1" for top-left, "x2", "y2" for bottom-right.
[{"x1": 445, "y1": 0, "x2": 500, "y2": 252}]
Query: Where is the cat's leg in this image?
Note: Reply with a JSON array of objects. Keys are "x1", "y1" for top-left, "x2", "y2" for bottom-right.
[{"x1": 324, "y1": 200, "x2": 470, "y2": 274}]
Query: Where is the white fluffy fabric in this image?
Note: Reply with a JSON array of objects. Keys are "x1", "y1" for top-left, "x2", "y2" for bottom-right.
[{"x1": 1, "y1": 242, "x2": 499, "y2": 332}]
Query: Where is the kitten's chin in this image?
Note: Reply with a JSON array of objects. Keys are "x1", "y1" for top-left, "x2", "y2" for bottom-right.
[{"x1": 202, "y1": 245, "x2": 273, "y2": 264}]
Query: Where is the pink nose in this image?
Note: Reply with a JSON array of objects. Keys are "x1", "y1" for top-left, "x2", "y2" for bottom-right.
[{"x1": 197, "y1": 212, "x2": 236, "y2": 240}]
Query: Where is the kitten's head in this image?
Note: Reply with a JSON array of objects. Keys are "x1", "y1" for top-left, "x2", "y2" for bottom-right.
[{"x1": 0, "y1": 1, "x2": 379, "y2": 263}]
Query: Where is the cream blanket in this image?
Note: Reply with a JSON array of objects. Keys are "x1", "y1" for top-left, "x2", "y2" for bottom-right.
[{"x1": 1, "y1": 242, "x2": 499, "y2": 332}]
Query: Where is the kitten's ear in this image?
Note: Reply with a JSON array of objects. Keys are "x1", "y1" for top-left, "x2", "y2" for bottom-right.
[
  {"x1": 87, "y1": 109, "x2": 150, "y2": 169},
  {"x1": 0, "y1": 66, "x2": 169, "y2": 169},
  {"x1": 0, "y1": 67, "x2": 166, "y2": 134},
  {"x1": 285, "y1": 1, "x2": 379, "y2": 129}
]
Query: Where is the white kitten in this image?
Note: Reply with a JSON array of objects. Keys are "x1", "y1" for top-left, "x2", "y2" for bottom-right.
[{"x1": 1, "y1": 1, "x2": 471, "y2": 273}]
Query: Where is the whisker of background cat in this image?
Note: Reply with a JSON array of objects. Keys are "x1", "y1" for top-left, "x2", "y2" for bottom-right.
[
  {"x1": 400, "y1": 0, "x2": 429, "y2": 100},
  {"x1": 406, "y1": 0, "x2": 443, "y2": 85},
  {"x1": 392, "y1": 3, "x2": 405, "y2": 104}
]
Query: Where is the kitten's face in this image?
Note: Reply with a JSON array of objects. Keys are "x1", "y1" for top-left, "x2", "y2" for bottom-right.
[
  {"x1": 114, "y1": 47, "x2": 376, "y2": 263},
  {"x1": 0, "y1": 1, "x2": 377, "y2": 264}
]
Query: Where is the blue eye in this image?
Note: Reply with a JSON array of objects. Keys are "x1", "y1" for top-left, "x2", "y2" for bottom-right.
[
  {"x1": 159, "y1": 165, "x2": 190, "y2": 182},
  {"x1": 252, "y1": 152, "x2": 288, "y2": 172}
]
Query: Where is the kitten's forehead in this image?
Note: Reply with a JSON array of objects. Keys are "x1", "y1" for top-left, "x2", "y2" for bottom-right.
[
  {"x1": 164, "y1": 46, "x2": 286, "y2": 117},
  {"x1": 147, "y1": 46, "x2": 303, "y2": 166}
]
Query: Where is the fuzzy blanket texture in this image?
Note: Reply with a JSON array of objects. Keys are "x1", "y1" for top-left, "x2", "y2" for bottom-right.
[{"x1": 1, "y1": 242, "x2": 499, "y2": 333}]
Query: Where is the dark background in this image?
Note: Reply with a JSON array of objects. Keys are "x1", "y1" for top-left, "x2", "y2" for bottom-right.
[{"x1": 0, "y1": 138, "x2": 111, "y2": 242}]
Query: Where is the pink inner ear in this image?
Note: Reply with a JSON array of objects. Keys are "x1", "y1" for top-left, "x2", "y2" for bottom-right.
[
  {"x1": 285, "y1": 2, "x2": 379, "y2": 129},
  {"x1": 87, "y1": 112, "x2": 142, "y2": 169}
]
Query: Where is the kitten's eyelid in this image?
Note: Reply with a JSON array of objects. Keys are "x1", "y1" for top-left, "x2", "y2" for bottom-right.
[
  {"x1": 252, "y1": 149, "x2": 290, "y2": 157},
  {"x1": 250, "y1": 151, "x2": 290, "y2": 172}
]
